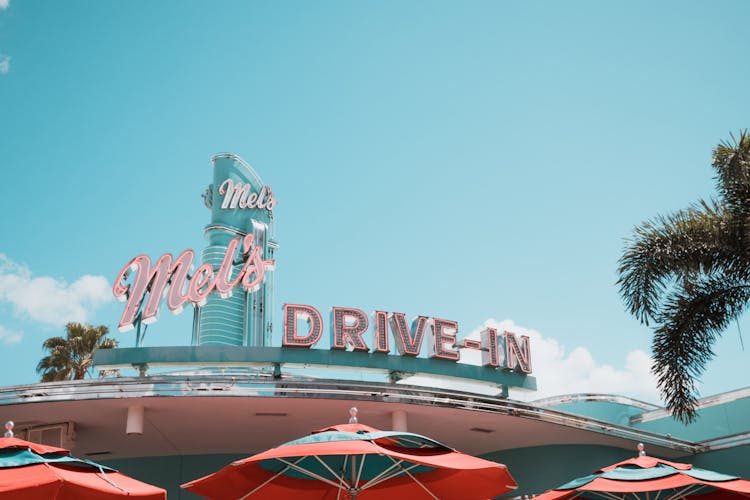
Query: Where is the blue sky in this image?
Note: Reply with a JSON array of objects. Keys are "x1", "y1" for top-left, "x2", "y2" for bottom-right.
[{"x1": 0, "y1": 0, "x2": 749, "y2": 403}]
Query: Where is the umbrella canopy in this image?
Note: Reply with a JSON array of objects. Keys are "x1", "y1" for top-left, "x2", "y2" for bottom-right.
[
  {"x1": 182, "y1": 409, "x2": 517, "y2": 499},
  {"x1": 0, "y1": 422, "x2": 166, "y2": 500},
  {"x1": 534, "y1": 445, "x2": 750, "y2": 500}
]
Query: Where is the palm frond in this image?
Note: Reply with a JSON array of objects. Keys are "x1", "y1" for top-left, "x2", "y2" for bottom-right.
[
  {"x1": 38, "y1": 323, "x2": 116, "y2": 382},
  {"x1": 41, "y1": 336, "x2": 67, "y2": 350},
  {"x1": 651, "y1": 273, "x2": 750, "y2": 423},
  {"x1": 99, "y1": 338, "x2": 119, "y2": 349},
  {"x1": 617, "y1": 201, "x2": 744, "y2": 324},
  {"x1": 713, "y1": 130, "x2": 750, "y2": 221}
]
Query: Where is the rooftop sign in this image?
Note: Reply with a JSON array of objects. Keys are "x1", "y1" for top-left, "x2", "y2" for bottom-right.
[
  {"x1": 112, "y1": 234, "x2": 275, "y2": 332},
  {"x1": 283, "y1": 304, "x2": 532, "y2": 373},
  {"x1": 217, "y1": 179, "x2": 277, "y2": 211},
  {"x1": 105, "y1": 153, "x2": 534, "y2": 392}
]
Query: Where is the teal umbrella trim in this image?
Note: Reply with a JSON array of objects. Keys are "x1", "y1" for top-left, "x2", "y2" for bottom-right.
[
  {"x1": 556, "y1": 464, "x2": 739, "y2": 490},
  {"x1": 282, "y1": 431, "x2": 449, "y2": 450},
  {"x1": 683, "y1": 467, "x2": 738, "y2": 482},
  {"x1": 0, "y1": 449, "x2": 117, "y2": 472},
  {"x1": 257, "y1": 454, "x2": 437, "y2": 481}
]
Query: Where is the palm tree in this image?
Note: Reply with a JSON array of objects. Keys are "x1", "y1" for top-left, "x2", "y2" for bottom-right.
[
  {"x1": 618, "y1": 131, "x2": 750, "y2": 423},
  {"x1": 36, "y1": 323, "x2": 119, "y2": 382}
]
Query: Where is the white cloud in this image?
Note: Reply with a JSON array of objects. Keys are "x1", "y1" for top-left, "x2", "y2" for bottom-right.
[
  {"x1": 399, "y1": 318, "x2": 660, "y2": 404},
  {"x1": 0, "y1": 325, "x2": 22, "y2": 344},
  {"x1": 0, "y1": 0, "x2": 8, "y2": 10},
  {"x1": 0, "y1": 254, "x2": 112, "y2": 327},
  {"x1": 0, "y1": 54, "x2": 9, "y2": 74}
]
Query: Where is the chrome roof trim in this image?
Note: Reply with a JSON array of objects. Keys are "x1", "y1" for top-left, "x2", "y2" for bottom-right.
[
  {"x1": 532, "y1": 393, "x2": 661, "y2": 412},
  {"x1": 0, "y1": 375, "x2": 703, "y2": 454},
  {"x1": 632, "y1": 387, "x2": 750, "y2": 424}
]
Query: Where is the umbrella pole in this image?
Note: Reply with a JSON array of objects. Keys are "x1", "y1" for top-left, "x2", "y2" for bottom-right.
[{"x1": 352, "y1": 455, "x2": 356, "y2": 489}]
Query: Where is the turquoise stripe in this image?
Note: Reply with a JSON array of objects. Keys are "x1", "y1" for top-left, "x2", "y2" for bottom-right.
[
  {"x1": 0, "y1": 449, "x2": 117, "y2": 472},
  {"x1": 556, "y1": 464, "x2": 739, "y2": 490},
  {"x1": 282, "y1": 430, "x2": 449, "y2": 450}
]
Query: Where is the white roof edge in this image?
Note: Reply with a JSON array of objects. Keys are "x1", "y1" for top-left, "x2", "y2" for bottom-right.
[
  {"x1": 531, "y1": 393, "x2": 662, "y2": 412},
  {"x1": 635, "y1": 386, "x2": 750, "y2": 423}
]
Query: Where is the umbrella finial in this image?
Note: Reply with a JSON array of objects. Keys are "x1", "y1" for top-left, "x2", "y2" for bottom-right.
[
  {"x1": 349, "y1": 407, "x2": 358, "y2": 424},
  {"x1": 4, "y1": 421, "x2": 14, "y2": 438},
  {"x1": 637, "y1": 443, "x2": 646, "y2": 456}
]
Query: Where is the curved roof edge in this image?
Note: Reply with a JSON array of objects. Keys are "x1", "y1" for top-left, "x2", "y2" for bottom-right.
[
  {"x1": 532, "y1": 393, "x2": 662, "y2": 412},
  {"x1": 0, "y1": 375, "x2": 701, "y2": 456},
  {"x1": 634, "y1": 386, "x2": 750, "y2": 424}
]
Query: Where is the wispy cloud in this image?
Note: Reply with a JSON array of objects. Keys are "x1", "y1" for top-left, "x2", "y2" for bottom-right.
[
  {"x1": 0, "y1": 324, "x2": 22, "y2": 344},
  {"x1": 401, "y1": 318, "x2": 660, "y2": 404},
  {"x1": 0, "y1": 254, "x2": 112, "y2": 327},
  {"x1": 1, "y1": 0, "x2": 11, "y2": 74}
]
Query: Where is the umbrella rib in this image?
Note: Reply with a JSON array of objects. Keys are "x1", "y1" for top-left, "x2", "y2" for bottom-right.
[
  {"x1": 339, "y1": 454, "x2": 351, "y2": 493},
  {"x1": 664, "y1": 485, "x2": 695, "y2": 500},
  {"x1": 311, "y1": 455, "x2": 349, "y2": 491},
  {"x1": 331, "y1": 455, "x2": 349, "y2": 500},
  {"x1": 663, "y1": 484, "x2": 708, "y2": 500},
  {"x1": 369, "y1": 463, "x2": 424, "y2": 490},
  {"x1": 355, "y1": 454, "x2": 366, "y2": 488},
  {"x1": 277, "y1": 458, "x2": 347, "y2": 489},
  {"x1": 394, "y1": 464, "x2": 440, "y2": 499},
  {"x1": 92, "y1": 464, "x2": 129, "y2": 494},
  {"x1": 396, "y1": 437, "x2": 424, "y2": 447},
  {"x1": 359, "y1": 460, "x2": 413, "y2": 490},
  {"x1": 382, "y1": 455, "x2": 440, "y2": 499},
  {"x1": 587, "y1": 490, "x2": 626, "y2": 500},
  {"x1": 391, "y1": 436, "x2": 435, "y2": 449},
  {"x1": 238, "y1": 456, "x2": 308, "y2": 500},
  {"x1": 569, "y1": 490, "x2": 624, "y2": 500}
]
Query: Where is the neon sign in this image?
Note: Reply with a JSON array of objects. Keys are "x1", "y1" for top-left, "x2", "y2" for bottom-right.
[
  {"x1": 113, "y1": 234, "x2": 275, "y2": 332},
  {"x1": 282, "y1": 304, "x2": 533, "y2": 373},
  {"x1": 104, "y1": 152, "x2": 534, "y2": 389},
  {"x1": 218, "y1": 179, "x2": 277, "y2": 211}
]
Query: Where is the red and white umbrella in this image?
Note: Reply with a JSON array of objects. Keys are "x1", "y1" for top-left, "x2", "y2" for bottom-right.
[
  {"x1": 534, "y1": 444, "x2": 750, "y2": 500},
  {"x1": 183, "y1": 408, "x2": 517, "y2": 500},
  {"x1": 0, "y1": 421, "x2": 166, "y2": 500}
]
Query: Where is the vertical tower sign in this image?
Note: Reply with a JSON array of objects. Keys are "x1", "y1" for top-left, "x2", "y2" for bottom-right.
[{"x1": 194, "y1": 153, "x2": 278, "y2": 347}]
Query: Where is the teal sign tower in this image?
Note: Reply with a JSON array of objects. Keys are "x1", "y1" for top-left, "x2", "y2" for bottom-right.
[{"x1": 193, "y1": 153, "x2": 278, "y2": 347}]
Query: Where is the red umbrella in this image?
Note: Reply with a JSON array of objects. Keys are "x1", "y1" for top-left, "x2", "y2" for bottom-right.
[
  {"x1": 0, "y1": 422, "x2": 166, "y2": 500},
  {"x1": 534, "y1": 444, "x2": 750, "y2": 500},
  {"x1": 182, "y1": 408, "x2": 517, "y2": 499}
]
